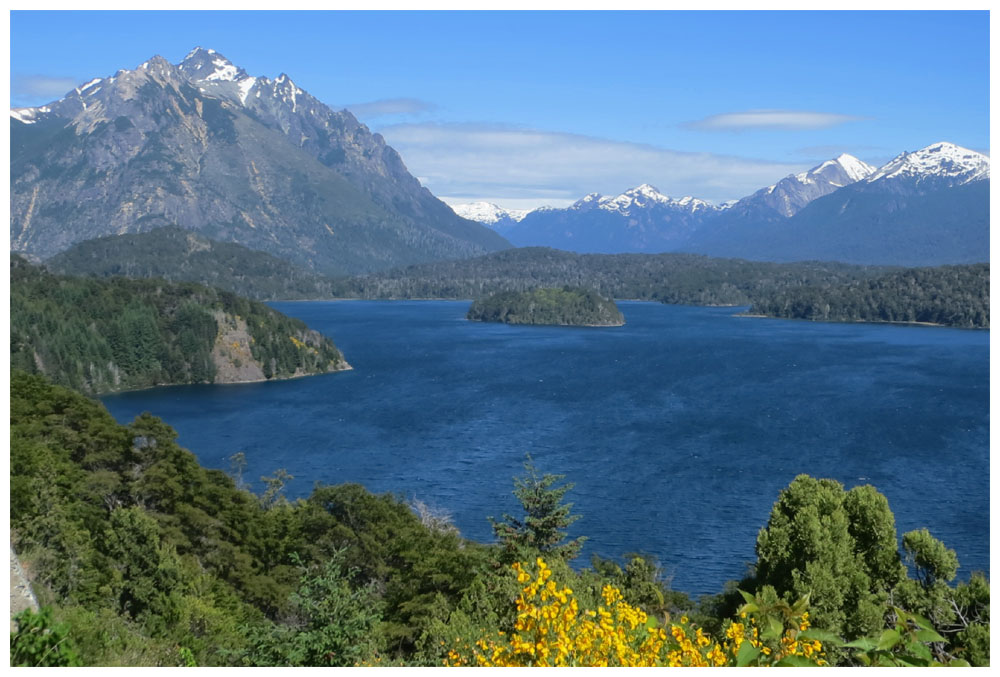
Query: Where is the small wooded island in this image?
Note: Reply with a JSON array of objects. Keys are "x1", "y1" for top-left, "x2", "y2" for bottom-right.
[{"x1": 467, "y1": 286, "x2": 625, "y2": 326}]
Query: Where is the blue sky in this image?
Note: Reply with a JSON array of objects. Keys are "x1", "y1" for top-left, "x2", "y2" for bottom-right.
[{"x1": 10, "y1": 10, "x2": 990, "y2": 208}]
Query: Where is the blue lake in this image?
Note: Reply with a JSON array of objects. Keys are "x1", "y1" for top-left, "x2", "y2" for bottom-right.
[{"x1": 102, "y1": 301, "x2": 989, "y2": 597}]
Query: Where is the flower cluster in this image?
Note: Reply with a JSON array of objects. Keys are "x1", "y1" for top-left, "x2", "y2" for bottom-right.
[
  {"x1": 444, "y1": 558, "x2": 826, "y2": 667},
  {"x1": 724, "y1": 611, "x2": 826, "y2": 665}
]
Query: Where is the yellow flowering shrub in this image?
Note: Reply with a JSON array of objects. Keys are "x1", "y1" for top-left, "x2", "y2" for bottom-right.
[{"x1": 444, "y1": 558, "x2": 827, "y2": 667}]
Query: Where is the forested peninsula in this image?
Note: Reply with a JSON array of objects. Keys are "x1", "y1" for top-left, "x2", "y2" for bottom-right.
[
  {"x1": 10, "y1": 256, "x2": 348, "y2": 395},
  {"x1": 467, "y1": 287, "x2": 625, "y2": 326},
  {"x1": 10, "y1": 371, "x2": 989, "y2": 667},
  {"x1": 748, "y1": 263, "x2": 989, "y2": 328}
]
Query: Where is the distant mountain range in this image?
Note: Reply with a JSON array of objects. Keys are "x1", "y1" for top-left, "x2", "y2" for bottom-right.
[
  {"x1": 451, "y1": 143, "x2": 989, "y2": 266},
  {"x1": 10, "y1": 47, "x2": 509, "y2": 275}
]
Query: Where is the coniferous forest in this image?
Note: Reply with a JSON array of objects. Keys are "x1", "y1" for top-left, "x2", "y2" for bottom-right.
[
  {"x1": 10, "y1": 256, "x2": 347, "y2": 395},
  {"x1": 43, "y1": 236, "x2": 989, "y2": 329},
  {"x1": 748, "y1": 263, "x2": 989, "y2": 328},
  {"x1": 467, "y1": 287, "x2": 625, "y2": 326},
  {"x1": 331, "y1": 248, "x2": 987, "y2": 328}
]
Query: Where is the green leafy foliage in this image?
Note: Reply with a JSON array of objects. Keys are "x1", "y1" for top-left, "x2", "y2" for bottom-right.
[
  {"x1": 467, "y1": 286, "x2": 624, "y2": 326},
  {"x1": 10, "y1": 607, "x2": 82, "y2": 667},
  {"x1": 745, "y1": 474, "x2": 990, "y2": 665},
  {"x1": 237, "y1": 552, "x2": 383, "y2": 666},
  {"x1": 752, "y1": 475, "x2": 905, "y2": 645},
  {"x1": 10, "y1": 372, "x2": 486, "y2": 665},
  {"x1": 10, "y1": 256, "x2": 346, "y2": 394}
]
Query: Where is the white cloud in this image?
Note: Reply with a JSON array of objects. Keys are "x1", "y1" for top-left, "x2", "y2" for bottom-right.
[
  {"x1": 341, "y1": 97, "x2": 437, "y2": 119},
  {"x1": 12, "y1": 74, "x2": 80, "y2": 104},
  {"x1": 377, "y1": 122, "x2": 809, "y2": 208},
  {"x1": 686, "y1": 109, "x2": 866, "y2": 131}
]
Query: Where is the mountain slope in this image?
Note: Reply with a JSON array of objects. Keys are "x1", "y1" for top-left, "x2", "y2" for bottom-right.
[
  {"x1": 724, "y1": 154, "x2": 876, "y2": 220},
  {"x1": 10, "y1": 49, "x2": 509, "y2": 274},
  {"x1": 46, "y1": 226, "x2": 338, "y2": 300}
]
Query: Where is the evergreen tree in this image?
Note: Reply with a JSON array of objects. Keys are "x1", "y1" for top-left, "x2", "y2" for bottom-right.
[{"x1": 489, "y1": 457, "x2": 586, "y2": 564}]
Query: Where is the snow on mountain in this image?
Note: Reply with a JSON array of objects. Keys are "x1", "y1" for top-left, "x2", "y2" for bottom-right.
[
  {"x1": 450, "y1": 202, "x2": 532, "y2": 226},
  {"x1": 736, "y1": 154, "x2": 876, "y2": 218},
  {"x1": 10, "y1": 106, "x2": 51, "y2": 124},
  {"x1": 570, "y1": 184, "x2": 719, "y2": 216},
  {"x1": 178, "y1": 46, "x2": 248, "y2": 82},
  {"x1": 866, "y1": 142, "x2": 989, "y2": 186}
]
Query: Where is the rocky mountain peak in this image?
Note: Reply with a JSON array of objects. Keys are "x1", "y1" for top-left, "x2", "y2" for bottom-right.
[
  {"x1": 10, "y1": 46, "x2": 510, "y2": 273},
  {"x1": 178, "y1": 47, "x2": 247, "y2": 83},
  {"x1": 734, "y1": 153, "x2": 878, "y2": 218}
]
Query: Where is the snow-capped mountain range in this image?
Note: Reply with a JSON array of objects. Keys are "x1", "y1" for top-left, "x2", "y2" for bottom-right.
[
  {"x1": 451, "y1": 142, "x2": 988, "y2": 264},
  {"x1": 452, "y1": 144, "x2": 987, "y2": 228},
  {"x1": 451, "y1": 184, "x2": 721, "y2": 231},
  {"x1": 568, "y1": 184, "x2": 719, "y2": 216},
  {"x1": 450, "y1": 202, "x2": 533, "y2": 227}
]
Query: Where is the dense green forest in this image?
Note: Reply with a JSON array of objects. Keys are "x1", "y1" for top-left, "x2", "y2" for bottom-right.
[
  {"x1": 10, "y1": 372, "x2": 989, "y2": 666},
  {"x1": 467, "y1": 287, "x2": 625, "y2": 326},
  {"x1": 42, "y1": 235, "x2": 989, "y2": 328},
  {"x1": 330, "y1": 247, "x2": 884, "y2": 305},
  {"x1": 10, "y1": 256, "x2": 347, "y2": 394},
  {"x1": 46, "y1": 226, "x2": 339, "y2": 301},
  {"x1": 748, "y1": 263, "x2": 989, "y2": 328}
]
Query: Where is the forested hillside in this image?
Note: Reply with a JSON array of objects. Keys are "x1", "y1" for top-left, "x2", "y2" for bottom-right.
[
  {"x1": 467, "y1": 287, "x2": 625, "y2": 326},
  {"x1": 332, "y1": 247, "x2": 883, "y2": 305},
  {"x1": 10, "y1": 256, "x2": 347, "y2": 394},
  {"x1": 46, "y1": 227, "x2": 338, "y2": 301},
  {"x1": 749, "y1": 263, "x2": 989, "y2": 328},
  {"x1": 11, "y1": 372, "x2": 989, "y2": 666}
]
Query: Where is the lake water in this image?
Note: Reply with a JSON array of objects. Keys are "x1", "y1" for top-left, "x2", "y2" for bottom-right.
[{"x1": 102, "y1": 301, "x2": 989, "y2": 597}]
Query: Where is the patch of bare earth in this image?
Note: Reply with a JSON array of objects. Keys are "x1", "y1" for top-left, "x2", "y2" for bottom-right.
[{"x1": 10, "y1": 546, "x2": 39, "y2": 632}]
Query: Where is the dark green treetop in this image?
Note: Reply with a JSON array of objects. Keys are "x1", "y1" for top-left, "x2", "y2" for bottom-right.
[{"x1": 489, "y1": 458, "x2": 586, "y2": 564}]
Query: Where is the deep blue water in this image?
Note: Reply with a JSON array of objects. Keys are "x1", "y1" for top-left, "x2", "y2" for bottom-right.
[{"x1": 102, "y1": 301, "x2": 989, "y2": 597}]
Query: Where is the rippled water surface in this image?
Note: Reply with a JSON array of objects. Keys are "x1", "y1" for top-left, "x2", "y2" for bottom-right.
[{"x1": 103, "y1": 301, "x2": 989, "y2": 597}]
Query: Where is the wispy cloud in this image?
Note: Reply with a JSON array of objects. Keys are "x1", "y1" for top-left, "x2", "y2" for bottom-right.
[
  {"x1": 341, "y1": 97, "x2": 437, "y2": 119},
  {"x1": 377, "y1": 122, "x2": 809, "y2": 207},
  {"x1": 685, "y1": 109, "x2": 867, "y2": 131},
  {"x1": 12, "y1": 74, "x2": 79, "y2": 106}
]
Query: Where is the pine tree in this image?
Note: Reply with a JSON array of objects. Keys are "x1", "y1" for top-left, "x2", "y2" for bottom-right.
[{"x1": 489, "y1": 457, "x2": 586, "y2": 564}]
